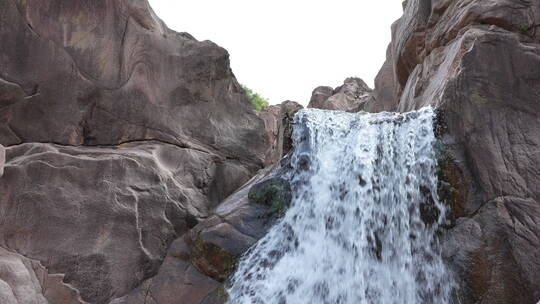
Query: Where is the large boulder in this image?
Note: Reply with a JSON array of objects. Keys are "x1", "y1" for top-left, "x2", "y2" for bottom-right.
[
  {"x1": 307, "y1": 78, "x2": 373, "y2": 112},
  {"x1": 369, "y1": 0, "x2": 540, "y2": 302}
]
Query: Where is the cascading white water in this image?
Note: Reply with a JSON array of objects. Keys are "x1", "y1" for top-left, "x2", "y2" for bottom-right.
[{"x1": 227, "y1": 107, "x2": 454, "y2": 304}]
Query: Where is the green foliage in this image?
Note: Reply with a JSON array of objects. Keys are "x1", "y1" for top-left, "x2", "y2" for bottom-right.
[
  {"x1": 517, "y1": 24, "x2": 530, "y2": 34},
  {"x1": 248, "y1": 178, "x2": 291, "y2": 218},
  {"x1": 241, "y1": 84, "x2": 269, "y2": 111}
]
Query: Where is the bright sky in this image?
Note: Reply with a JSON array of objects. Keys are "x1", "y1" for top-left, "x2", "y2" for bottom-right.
[{"x1": 148, "y1": 1, "x2": 403, "y2": 105}]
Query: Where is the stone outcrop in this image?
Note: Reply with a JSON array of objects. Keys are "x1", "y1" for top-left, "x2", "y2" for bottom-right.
[
  {"x1": 0, "y1": 247, "x2": 87, "y2": 304},
  {"x1": 112, "y1": 159, "x2": 292, "y2": 304},
  {"x1": 0, "y1": 0, "x2": 269, "y2": 303},
  {"x1": 257, "y1": 101, "x2": 303, "y2": 165},
  {"x1": 308, "y1": 77, "x2": 373, "y2": 112},
  {"x1": 366, "y1": 0, "x2": 540, "y2": 303}
]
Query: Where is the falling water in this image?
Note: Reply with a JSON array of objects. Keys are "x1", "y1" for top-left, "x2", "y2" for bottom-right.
[{"x1": 227, "y1": 107, "x2": 454, "y2": 304}]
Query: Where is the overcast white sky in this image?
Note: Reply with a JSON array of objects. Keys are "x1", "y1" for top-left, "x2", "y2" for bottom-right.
[{"x1": 148, "y1": 1, "x2": 403, "y2": 105}]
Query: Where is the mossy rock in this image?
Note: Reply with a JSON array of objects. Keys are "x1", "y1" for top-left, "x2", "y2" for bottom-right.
[
  {"x1": 434, "y1": 109, "x2": 467, "y2": 224},
  {"x1": 190, "y1": 239, "x2": 235, "y2": 283},
  {"x1": 248, "y1": 177, "x2": 292, "y2": 218},
  {"x1": 437, "y1": 156, "x2": 466, "y2": 220},
  {"x1": 200, "y1": 285, "x2": 229, "y2": 304}
]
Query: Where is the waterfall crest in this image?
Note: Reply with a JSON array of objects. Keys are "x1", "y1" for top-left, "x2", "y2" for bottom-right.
[{"x1": 227, "y1": 108, "x2": 453, "y2": 304}]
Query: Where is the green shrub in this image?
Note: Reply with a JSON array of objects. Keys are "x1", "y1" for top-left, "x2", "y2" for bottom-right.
[
  {"x1": 517, "y1": 24, "x2": 530, "y2": 34},
  {"x1": 241, "y1": 85, "x2": 269, "y2": 111}
]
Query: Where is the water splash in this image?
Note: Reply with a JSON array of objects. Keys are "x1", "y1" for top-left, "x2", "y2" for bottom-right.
[{"x1": 227, "y1": 107, "x2": 454, "y2": 304}]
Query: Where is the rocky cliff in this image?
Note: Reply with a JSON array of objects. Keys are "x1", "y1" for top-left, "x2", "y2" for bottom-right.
[
  {"x1": 376, "y1": 1, "x2": 540, "y2": 303},
  {"x1": 0, "y1": 0, "x2": 277, "y2": 303},
  {"x1": 309, "y1": 1, "x2": 540, "y2": 303},
  {"x1": 1, "y1": 0, "x2": 539, "y2": 303}
]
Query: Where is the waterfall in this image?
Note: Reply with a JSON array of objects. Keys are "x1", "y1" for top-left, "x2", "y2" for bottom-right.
[{"x1": 227, "y1": 107, "x2": 454, "y2": 304}]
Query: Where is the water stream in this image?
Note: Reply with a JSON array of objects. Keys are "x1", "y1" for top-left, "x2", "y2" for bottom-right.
[{"x1": 227, "y1": 107, "x2": 453, "y2": 304}]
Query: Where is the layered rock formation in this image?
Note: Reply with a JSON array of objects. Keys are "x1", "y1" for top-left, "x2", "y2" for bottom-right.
[
  {"x1": 1, "y1": 0, "x2": 539, "y2": 303},
  {"x1": 367, "y1": 1, "x2": 540, "y2": 303},
  {"x1": 0, "y1": 0, "x2": 271, "y2": 303},
  {"x1": 307, "y1": 1, "x2": 540, "y2": 302}
]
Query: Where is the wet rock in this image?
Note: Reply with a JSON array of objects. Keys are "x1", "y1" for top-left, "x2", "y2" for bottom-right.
[
  {"x1": 200, "y1": 286, "x2": 229, "y2": 304},
  {"x1": 368, "y1": 0, "x2": 540, "y2": 301},
  {"x1": 190, "y1": 238, "x2": 235, "y2": 283},
  {"x1": 444, "y1": 197, "x2": 540, "y2": 304},
  {"x1": 248, "y1": 177, "x2": 292, "y2": 218},
  {"x1": 308, "y1": 78, "x2": 373, "y2": 112}
]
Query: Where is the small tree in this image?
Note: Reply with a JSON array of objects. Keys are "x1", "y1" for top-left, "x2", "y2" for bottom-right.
[{"x1": 241, "y1": 85, "x2": 269, "y2": 111}]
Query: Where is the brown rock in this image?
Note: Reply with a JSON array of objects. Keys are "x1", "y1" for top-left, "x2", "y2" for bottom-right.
[
  {"x1": 113, "y1": 162, "x2": 290, "y2": 304},
  {"x1": 308, "y1": 86, "x2": 334, "y2": 109},
  {"x1": 0, "y1": 0, "x2": 266, "y2": 169},
  {"x1": 444, "y1": 197, "x2": 540, "y2": 304},
  {"x1": 0, "y1": 144, "x2": 4, "y2": 177},
  {"x1": 0, "y1": 248, "x2": 48, "y2": 304},
  {"x1": 308, "y1": 78, "x2": 373, "y2": 112},
  {"x1": 0, "y1": 0, "x2": 273, "y2": 302},
  {"x1": 368, "y1": 0, "x2": 540, "y2": 302},
  {"x1": 0, "y1": 247, "x2": 86, "y2": 304},
  {"x1": 257, "y1": 101, "x2": 303, "y2": 165},
  {"x1": 0, "y1": 142, "x2": 252, "y2": 303},
  {"x1": 365, "y1": 44, "x2": 400, "y2": 112}
]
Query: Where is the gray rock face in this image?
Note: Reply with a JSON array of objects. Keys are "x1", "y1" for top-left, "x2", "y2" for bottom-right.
[
  {"x1": 369, "y1": 0, "x2": 540, "y2": 302},
  {"x1": 308, "y1": 78, "x2": 373, "y2": 112}
]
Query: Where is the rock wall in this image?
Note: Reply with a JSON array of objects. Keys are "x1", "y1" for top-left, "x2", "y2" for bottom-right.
[
  {"x1": 2, "y1": 0, "x2": 539, "y2": 303},
  {"x1": 367, "y1": 1, "x2": 540, "y2": 303},
  {"x1": 0, "y1": 0, "x2": 270, "y2": 303},
  {"x1": 307, "y1": 77, "x2": 374, "y2": 112}
]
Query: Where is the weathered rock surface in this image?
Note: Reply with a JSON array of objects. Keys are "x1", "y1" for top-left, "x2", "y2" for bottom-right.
[
  {"x1": 0, "y1": 142, "x2": 252, "y2": 303},
  {"x1": 0, "y1": 0, "x2": 266, "y2": 168},
  {"x1": 0, "y1": 0, "x2": 271, "y2": 303},
  {"x1": 0, "y1": 144, "x2": 4, "y2": 177},
  {"x1": 113, "y1": 160, "x2": 292, "y2": 304},
  {"x1": 0, "y1": 247, "x2": 87, "y2": 304},
  {"x1": 257, "y1": 101, "x2": 303, "y2": 165},
  {"x1": 308, "y1": 77, "x2": 373, "y2": 112},
  {"x1": 368, "y1": 0, "x2": 540, "y2": 302}
]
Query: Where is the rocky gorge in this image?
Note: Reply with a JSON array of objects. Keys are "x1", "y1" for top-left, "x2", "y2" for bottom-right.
[{"x1": 0, "y1": 0, "x2": 539, "y2": 303}]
